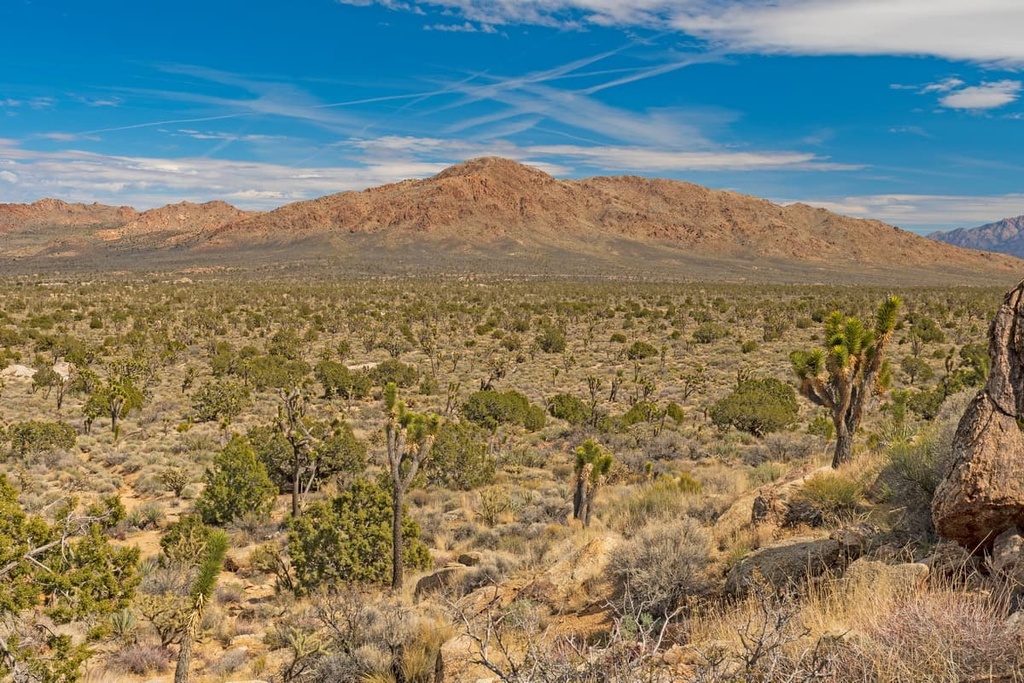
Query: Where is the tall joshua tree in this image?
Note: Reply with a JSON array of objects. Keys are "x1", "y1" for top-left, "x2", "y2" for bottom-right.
[
  {"x1": 174, "y1": 529, "x2": 228, "y2": 683},
  {"x1": 384, "y1": 383, "x2": 440, "y2": 592},
  {"x1": 791, "y1": 296, "x2": 900, "y2": 468}
]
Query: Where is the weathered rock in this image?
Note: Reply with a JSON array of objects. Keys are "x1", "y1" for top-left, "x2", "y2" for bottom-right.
[
  {"x1": 414, "y1": 564, "x2": 472, "y2": 600},
  {"x1": 0, "y1": 364, "x2": 36, "y2": 379},
  {"x1": 457, "y1": 551, "x2": 484, "y2": 567},
  {"x1": 920, "y1": 541, "x2": 981, "y2": 583},
  {"x1": 933, "y1": 281, "x2": 1024, "y2": 549},
  {"x1": 842, "y1": 558, "x2": 928, "y2": 595},
  {"x1": 829, "y1": 523, "x2": 878, "y2": 554},
  {"x1": 991, "y1": 526, "x2": 1024, "y2": 574},
  {"x1": 989, "y1": 526, "x2": 1024, "y2": 591},
  {"x1": 751, "y1": 493, "x2": 787, "y2": 526},
  {"x1": 725, "y1": 536, "x2": 857, "y2": 598}
]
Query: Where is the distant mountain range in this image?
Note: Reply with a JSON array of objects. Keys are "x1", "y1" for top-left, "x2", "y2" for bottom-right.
[
  {"x1": 2, "y1": 157, "x2": 1021, "y2": 284},
  {"x1": 929, "y1": 215, "x2": 1024, "y2": 259}
]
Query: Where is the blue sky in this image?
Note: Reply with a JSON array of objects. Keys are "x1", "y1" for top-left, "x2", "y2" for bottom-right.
[{"x1": 2, "y1": 1, "x2": 1023, "y2": 233}]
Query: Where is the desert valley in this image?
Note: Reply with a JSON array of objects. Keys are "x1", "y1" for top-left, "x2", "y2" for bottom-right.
[{"x1": 2, "y1": 156, "x2": 1024, "y2": 683}]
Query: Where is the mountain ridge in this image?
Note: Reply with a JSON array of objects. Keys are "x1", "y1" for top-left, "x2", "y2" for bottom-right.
[
  {"x1": 2, "y1": 157, "x2": 1022, "y2": 284},
  {"x1": 930, "y1": 215, "x2": 1024, "y2": 258}
]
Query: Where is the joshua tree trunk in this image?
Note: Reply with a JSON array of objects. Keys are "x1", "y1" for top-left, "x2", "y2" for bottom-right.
[
  {"x1": 832, "y1": 425, "x2": 854, "y2": 469},
  {"x1": 391, "y1": 483, "x2": 404, "y2": 592}
]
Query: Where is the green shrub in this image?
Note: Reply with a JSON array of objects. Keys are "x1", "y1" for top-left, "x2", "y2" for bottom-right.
[
  {"x1": 190, "y1": 380, "x2": 250, "y2": 423},
  {"x1": 195, "y1": 435, "x2": 277, "y2": 526},
  {"x1": 369, "y1": 359, "x2": 419, "y2": 388},
  {"x1": 427, "y1": 421, "x2": 495, "y2": 490},
  {"x1": 535, "y1": 325, "x2": 566, "y2": 353},
  {"x1": 548, "y1": 393, "x2": 590, "y2": 426},
  {"x1": 709, "y1": 377, "x2": 798, "y2": 436},
  {"x1": 609, "y1": 332, "x2": 627, "y2": 343},
  {"x1": 315, "y1": 360, "x2": 371, "y2": 400},
  {"x1": 677, "y1": 471, "x2": 703, "y2": 494},
  {"x1": 692, "y1": 322, "x2": 730, "y2": 344},
  {"x1": 287, "y1": 479, "x2": 429, "y2": 592},
  {"x1": 6, "y1": 420, "x2": 77, "y2": 457},
  {"x1": 244, "y1": 355, "x2": 311, "y2": 391},
  {"x1": 620, "y1": 400, "x2": 660, "y2": 427},
  {"x1": 626, "y1": 340, "x2": 659, "y2": 360},
  {"x1": 463, "y1": 389, "x2": 545, "y2": 432},
  {"x1": 748, "y1": 462, "x2": 786, "y2": 486},
  {"x1": 741, "y1": 340, "x2": 759, "y2": 354},
  {"x1": 160, "y1": 514, "x2": 212, "y2": 566}
]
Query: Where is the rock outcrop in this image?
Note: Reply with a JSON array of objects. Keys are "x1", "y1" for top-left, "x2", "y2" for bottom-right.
[{"x1": 933, "y1": 279, "x2": 1024, "y2": 548}]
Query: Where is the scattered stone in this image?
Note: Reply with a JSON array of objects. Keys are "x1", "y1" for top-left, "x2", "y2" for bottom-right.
[
  {"x1": 783, "y1": 499, "x2": 824, "y2": 528},
  {"x1": 52, "y1": 360, "x2": 71, "y2": 380},
  {"x1": 829, "y1": 523, "x2": 878, "y2": 554},
  {"x1": 989, "y1": 526, "x2": 1024, "y2": 590},
  {"x1": 933, "y1": 280, "x2": 1024, "y2": 548}
]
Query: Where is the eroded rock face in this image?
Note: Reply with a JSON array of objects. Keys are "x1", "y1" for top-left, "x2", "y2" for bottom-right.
[{"x1": 933, "y1": 280, "x2": 1024, "y2": 548}]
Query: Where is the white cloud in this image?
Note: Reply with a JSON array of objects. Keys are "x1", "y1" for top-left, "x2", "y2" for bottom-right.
[
  {"x1": 939, "y1": 80, "x2": 1021, "y2": 110},
  {"x1": 527, "y1": 144, "x2": 861, "y2": 171},
  {"x1": 0, "y1": 132, "x2": 857, "y2": 210},
  {"x1": 792, "y1": 192, "x2": 1024, "y2": 231},
  {"x1": 339, "y1": 1, "x2": 1024, "y2": 65},
  {"x1": 899, "y1": 77, "x2": 1022, "y2": 110}
]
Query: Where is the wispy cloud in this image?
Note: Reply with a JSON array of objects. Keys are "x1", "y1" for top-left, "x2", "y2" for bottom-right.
[
  {"x1": 0, "y1": 97, "x2": 56, "y2": 109},
  {"x1": 0, "y1": 133, "x2": 858, "y2": 210},
  {"x1": 339, "y1": 1, "x2": 1024, "y2": 65},
  {"x1": 424, "y1": 21, "x2": 497, "y2": 32},
  {"x1": 0, "y1": 143, "x2": 452, "y2": 209},
  {"x1": 794, "y1": 192, "x2": 1024, "y2": 231},
  {"x1": 527, "y1": 144, "x2": 861, "y2": 171}
]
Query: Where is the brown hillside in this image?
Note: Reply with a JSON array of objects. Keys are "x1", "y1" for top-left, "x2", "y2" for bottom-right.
[
  {"x1": 205, "y1": 157, "x2": 1023, "y2": 276},
  {"x1": 95, "y1": 200, "x2": 257, "y2": 247},
  {"x1": 0, "y1": 198, "x2": 136, "y2": 232}
]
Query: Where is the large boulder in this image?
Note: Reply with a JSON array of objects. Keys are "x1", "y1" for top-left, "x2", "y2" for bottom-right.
[{"x1": 933, "y1": 280, "x2": 1024, "y2": 548}]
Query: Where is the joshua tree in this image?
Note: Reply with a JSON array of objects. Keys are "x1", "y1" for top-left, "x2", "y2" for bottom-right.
[
  {"x1": 791, "y1": 296, "x2": 900, "y2": 468},
  {"x1": 573, "y1": 439, "x2": 613, "y2": 527},
  {"x1": 174, "y1": 529, "x2": 228, "y2": 683},
  {"x1": 384, "y1": 383, "x2": 440, "y2": 592}
]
